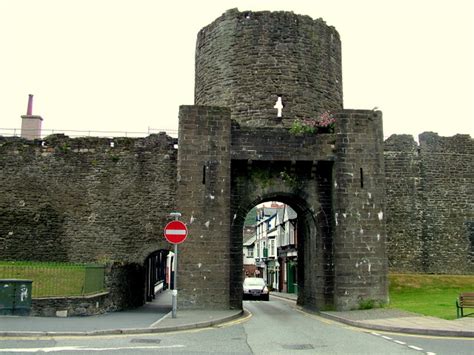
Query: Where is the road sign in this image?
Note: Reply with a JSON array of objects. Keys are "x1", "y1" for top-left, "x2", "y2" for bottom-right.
[{"x1": 164, "y1": 220, "x2": 188, "y2": 244}]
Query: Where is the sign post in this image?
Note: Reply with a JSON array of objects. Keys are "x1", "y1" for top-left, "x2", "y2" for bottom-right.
[{"x1": 164, "y1": 213, "x2": 188, "y2": 318}]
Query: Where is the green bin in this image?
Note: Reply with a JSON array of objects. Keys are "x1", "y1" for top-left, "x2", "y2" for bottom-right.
[
  {"x1": 0, "y1": 279, "x2": 33, "y2": 316},
  {"x1": 0, "y1": 280, "x2": 15, "y2": 315}
]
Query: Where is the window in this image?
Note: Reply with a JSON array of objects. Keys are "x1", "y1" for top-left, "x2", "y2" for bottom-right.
[{"x1": 269, "y1": 239, "x2": 275, "y2": 257}]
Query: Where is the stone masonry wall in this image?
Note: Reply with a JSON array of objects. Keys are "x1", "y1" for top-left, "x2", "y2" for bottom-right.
[
  {"x1": 333, "y1": 110, "x2": 388, "y2": 310},
  {"x1": 420, "y1": 133, "x2": 473, "y2": 273},
  {"x1": 384, "y1": 135, "x2": 424, "y2": 271},
  {"x1": 231, "y1": 123, "x2": 336, "y2": 161},
  {"x1": 195, "y1": 8, "x2": 343, "y2": 127},
  {"x1": 0, "y1": 134, "x2": 176, "y2": 264},
  {"x1": 176, "y1": 105, "x2": 232, "y2": 309},
  {"x1": 32, "y1": 292, "x2": 109, "y2": 317},
  {"x1": 0, "y1": 133, "x2": 177, "y2": 310},
  {"x1": 385, "y1": 133, "x2": 473, "y2": 274}
]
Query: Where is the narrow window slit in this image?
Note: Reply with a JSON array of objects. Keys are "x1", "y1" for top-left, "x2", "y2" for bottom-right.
[
  {"x1": 360, "y1": 168, "x2": 364, "y2": 188},
  {"x1": 202, "y1": 165, "x2": 206, "y2": 184}
]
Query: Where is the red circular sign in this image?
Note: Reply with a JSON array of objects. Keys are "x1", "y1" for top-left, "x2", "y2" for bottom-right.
[{"x1": 164, "y1": 221, "x2": 188, "y2": 244}]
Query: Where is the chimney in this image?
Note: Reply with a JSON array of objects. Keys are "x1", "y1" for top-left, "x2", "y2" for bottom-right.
[
  {"x1": 21, "y1": 94, "x2": 43, "y2": 140},
  {"x1": 27, "y1": 94, "x2": 33, "y2": 115}
]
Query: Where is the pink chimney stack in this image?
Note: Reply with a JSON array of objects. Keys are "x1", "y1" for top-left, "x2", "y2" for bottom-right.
[{"x1": 21, "y1": 94, "x2": 43, "y2": 140}]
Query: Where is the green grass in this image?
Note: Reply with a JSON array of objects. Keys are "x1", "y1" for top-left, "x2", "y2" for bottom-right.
[
  {"x1": 388, "y1": 273, "x2": 474, "y2": 320},
  {"x1": 0, "y1": 261, "x2": 103, "y2": 297}
]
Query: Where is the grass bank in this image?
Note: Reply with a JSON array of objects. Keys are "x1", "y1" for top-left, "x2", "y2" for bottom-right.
[
  {"x1": 388, "y1": 273, "x2": 474, "y2": 320},
  {"x1": 0, "y1": 261, "x2": 105, "y2": 297}
]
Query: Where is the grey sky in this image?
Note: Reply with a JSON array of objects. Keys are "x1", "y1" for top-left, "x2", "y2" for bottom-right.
[{"x1": 1, "y1": 0, "x2": 472, "y2": 139}]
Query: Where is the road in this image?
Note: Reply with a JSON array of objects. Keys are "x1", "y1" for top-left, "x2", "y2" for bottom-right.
[{"x1": 0, "y1": 296, "x2": 472, "y2": 354}]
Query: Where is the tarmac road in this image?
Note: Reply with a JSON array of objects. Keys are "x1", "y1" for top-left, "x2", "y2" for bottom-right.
[{"x1": 2, "y1": 296, "x2": 472, "y2": 354}]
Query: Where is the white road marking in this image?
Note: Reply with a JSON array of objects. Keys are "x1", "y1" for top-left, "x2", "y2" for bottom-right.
[
  {"x1": 149, "y1": 310, "x2": 172, "y2": 328},
  {"x1": 371, "y1": 332, "x2": 435, "y2": 354},
  {"x1": 0, "y1": 345, "x2": 185, "y2": 352}
]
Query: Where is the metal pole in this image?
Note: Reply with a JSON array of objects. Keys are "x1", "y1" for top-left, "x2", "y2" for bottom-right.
[
  {"x1": 170, "y1": 212, "x2": 181, "y2": 319},
  {"x1": 172, "y1": 243, "x2": 178, "y2": 318}
]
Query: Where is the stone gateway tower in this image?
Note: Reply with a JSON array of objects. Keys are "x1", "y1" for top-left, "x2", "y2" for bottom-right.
[
  {"x1": 177, "y1": 9, "x2": 388, "y2": 311},
  {"x1": 1, "y1": 9, "x2": 471, "y2": 317}
]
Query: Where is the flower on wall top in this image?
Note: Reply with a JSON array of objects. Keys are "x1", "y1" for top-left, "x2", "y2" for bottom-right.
[
  {"x1": 290, "y1": 111, "x2": 336, "y2": 134},
  {"x1": 316, "y1": 111, "x2": 336, "y2": 129}
]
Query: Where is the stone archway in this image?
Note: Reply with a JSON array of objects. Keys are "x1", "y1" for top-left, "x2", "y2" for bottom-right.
[
  {"x1": 176, "y1": 106, "x2": 388, "y2": 312},
  {"x1": 229, "y1": 160, "x2": 335, "y2": 310}
]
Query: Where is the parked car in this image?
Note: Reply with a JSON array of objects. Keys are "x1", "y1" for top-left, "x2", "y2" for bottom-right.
[{"x1": 243, "y1": 277, "x2": 269, "y2": 301}]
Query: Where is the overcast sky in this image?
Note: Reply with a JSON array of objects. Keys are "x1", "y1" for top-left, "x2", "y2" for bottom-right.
[{"x1": 1, "y1": 0, "x2": 472, "y2": 139}]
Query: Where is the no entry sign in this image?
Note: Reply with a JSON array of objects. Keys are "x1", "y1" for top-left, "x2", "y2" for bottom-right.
[{"x1": 164, "y1": 220, "x2": 188, "y2": 244}]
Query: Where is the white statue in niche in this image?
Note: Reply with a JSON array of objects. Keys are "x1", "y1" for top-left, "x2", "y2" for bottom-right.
[{"x1": 274, "y1": 96, "x2": 283, "y2": 117}]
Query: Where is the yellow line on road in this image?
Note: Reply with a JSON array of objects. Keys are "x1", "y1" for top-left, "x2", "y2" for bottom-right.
[
  {"x1": 294, "y1": 306, "x2": 344, "y2": 326},
  {"x1": 0, "y1": 312, "x2": 253, "y2": 340},
  {"x1": 217, "y1": 309, "x2": 253, "y2": 328}
]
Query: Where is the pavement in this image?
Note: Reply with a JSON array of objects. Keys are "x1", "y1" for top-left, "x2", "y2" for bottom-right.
[
  {"x1": 271, "y1": 292, "x2": 474, "y2": 338},
  {"x1": 0, "y1": 290, "x2": 472, "y2": 338}
]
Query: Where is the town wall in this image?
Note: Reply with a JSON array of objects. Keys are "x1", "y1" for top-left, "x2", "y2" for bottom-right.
[
  {"x1": 0, "y1": 133, "x2": 177, "y2": 310},
  {"x1": 385, "y1": 133, "x2": 474, "y2": 273},
  {"x1": 0, "y1": 129, "x2": 472, "y2": 312}
]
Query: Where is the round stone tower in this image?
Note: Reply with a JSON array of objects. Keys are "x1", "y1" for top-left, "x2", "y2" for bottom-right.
[{"x1": 194, "y1": 8, "x2": 343, "y2": 127}]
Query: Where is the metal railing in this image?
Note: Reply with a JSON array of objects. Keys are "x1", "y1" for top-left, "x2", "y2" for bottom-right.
[
  {"x1": 2, "y1": 127, "x2": 395, "y2": 141},
  {"x1": 0, "y1": 261, "x2": 105, "y2": 298},
  {"x1": 0, "y1": 127, "x2": 178, "y2": 139}
]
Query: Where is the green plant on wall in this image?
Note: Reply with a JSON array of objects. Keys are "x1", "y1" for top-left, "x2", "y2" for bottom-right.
[
  {"x1": 279, "y1": 169, "x2": 300, "y2": 189},
  {"x1": 250, "y1": 167, "x2": 302, "y2": 190},
  {"x1": 250, "y1": 168, "x2": 272, "y2": 188},
  {"x1": 96, "y1": 254, "x2": 114, "y2": 265},
  {"x1": 57, "y1": 142, "x2": 71, "y2": 153},
  {"x1": 289, "y1": 119, "x2": 316, "y2": 134},
  {"x1": 109, "y1": 154, "x2": 120, "y2": 163},
  {"x1": 358, "y1": 298, "x2": 377, "y2": 310}
]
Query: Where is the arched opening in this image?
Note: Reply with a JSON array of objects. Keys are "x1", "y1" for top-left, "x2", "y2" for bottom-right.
[
  {"x1": 124, "y1": 249, "x2": 173, "y2": 313},
  {"x1": 144, "y1": 249, "x2": 171, "y2": 302},
  {"x1": 230, "y1": 159, "x2": 335, "y2": 311},
  {"x1": 109, "y1": 248, "x2": 174, "y2": 312}
]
